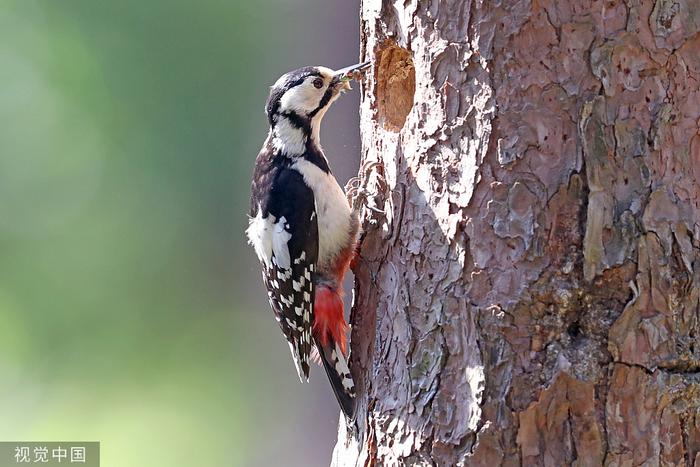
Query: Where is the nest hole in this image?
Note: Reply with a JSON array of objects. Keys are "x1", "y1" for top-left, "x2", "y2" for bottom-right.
[{"x1": 375, "y1": 41, "x2": 415, "y2": 132}]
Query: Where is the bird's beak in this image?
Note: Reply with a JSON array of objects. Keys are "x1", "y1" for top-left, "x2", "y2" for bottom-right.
[{"x1": 333, "y1": 61, "x2": 371, "y2": 91}]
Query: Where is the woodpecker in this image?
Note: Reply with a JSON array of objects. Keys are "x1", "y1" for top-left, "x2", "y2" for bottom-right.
[{"x1": 246, "y1": 62, "x2": 370, "y2": 419}]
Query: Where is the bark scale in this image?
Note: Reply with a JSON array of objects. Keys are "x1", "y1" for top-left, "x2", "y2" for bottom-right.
[{"x1": 335, "y1": 0, "x2": 700, "y2": 465}]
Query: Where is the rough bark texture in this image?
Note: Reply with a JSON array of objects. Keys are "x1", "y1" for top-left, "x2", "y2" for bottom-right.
[{"x1": 334, "y1": 0, "x2": 700, "y2": 466}]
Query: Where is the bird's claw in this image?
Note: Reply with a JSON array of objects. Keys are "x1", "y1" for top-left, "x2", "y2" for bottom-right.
[
  {"x1": 344, "y1": 177, "x2": 362, "y2": 203},
  {"x1": 345, "y1": 159, "x2": 387, "y2": 216},
  {"x1": 352, "y1": 187, "x2": 385, "y2": 214}
]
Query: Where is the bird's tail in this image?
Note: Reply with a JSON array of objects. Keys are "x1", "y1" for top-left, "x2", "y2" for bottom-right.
[{"x1": 313, "y1": 285, "x2": 356, "y2": 419}]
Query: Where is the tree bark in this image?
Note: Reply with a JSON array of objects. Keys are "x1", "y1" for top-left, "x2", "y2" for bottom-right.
[{"x1": 334, "y1": 0, "x2": 700, "y2": 466}]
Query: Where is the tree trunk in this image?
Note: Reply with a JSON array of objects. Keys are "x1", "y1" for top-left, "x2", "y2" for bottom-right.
[{"x1": 333, "y1": 0, "x2": 700, "y2": 465}]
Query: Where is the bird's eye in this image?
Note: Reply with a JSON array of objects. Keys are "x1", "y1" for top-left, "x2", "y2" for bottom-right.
[{"x1": 312, "y1": 77, "x2": 324, "y2": 89}]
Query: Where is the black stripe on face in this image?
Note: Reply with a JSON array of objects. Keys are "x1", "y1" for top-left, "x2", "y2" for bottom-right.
[
  {"x1": 281, "y1": 111, "x2": 311, "y2": 135},
  {"x1": 308, "y1": 78, "x2": 337, "y2": 118}
]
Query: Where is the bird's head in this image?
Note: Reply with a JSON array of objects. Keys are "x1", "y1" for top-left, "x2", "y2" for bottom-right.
[{"x1": 265, "y1": 62, "x2": 369, "y2": 151}]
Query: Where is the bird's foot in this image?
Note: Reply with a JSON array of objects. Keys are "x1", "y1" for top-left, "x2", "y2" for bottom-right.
[{"x1": 345, "y1": 160, "x2": 387, "y2": 215}]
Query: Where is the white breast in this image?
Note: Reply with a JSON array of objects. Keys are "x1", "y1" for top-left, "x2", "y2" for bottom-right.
[{"x1": 292, "y1": 159, "x2": 352, "y2": 269}]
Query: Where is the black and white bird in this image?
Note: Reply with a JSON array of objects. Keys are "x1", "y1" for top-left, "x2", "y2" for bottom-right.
[{"x1": 246, "y1": 62, "x2": 369, "y2": 419}]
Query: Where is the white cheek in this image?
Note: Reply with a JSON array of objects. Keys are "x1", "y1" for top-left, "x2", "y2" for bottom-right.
[{"x1": 280, "y1": 85, "x2": 321, "y2": 114}]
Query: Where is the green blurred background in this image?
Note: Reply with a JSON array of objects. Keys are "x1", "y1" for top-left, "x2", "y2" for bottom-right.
[{"x1": 0, "y1": 1, "x2": 361, "y2": 465}]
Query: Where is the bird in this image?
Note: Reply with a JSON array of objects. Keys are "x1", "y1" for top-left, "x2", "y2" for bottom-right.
[{"x1": 246, "y1": 61, "x2": 370, "y2": 419}]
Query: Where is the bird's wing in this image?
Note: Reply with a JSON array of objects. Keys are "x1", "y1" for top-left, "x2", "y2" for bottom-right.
[{"x1": 261, "y1": 168, "x2": 318, "y2": 381}]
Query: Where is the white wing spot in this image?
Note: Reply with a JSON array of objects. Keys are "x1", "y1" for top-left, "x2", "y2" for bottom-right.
[
  {"x1": 279, "y1": 294, "x2": 292, "y2": 308},
  {"x1": 246, "y1": 209, "x2": 275, "y2": 268},
  {"x1": 271, "y1": 217, "x2": 292, "y2": 269},
  {"x1": 287, "y1": 341, "x2": 306, "y2": 383}
]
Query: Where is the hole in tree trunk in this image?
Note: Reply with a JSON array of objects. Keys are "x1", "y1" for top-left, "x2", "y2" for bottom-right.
[
  {"x1": 375, "y1": 41, "x2": 415, "y2": 131},
  {"x1": 567, "y1": 321, "x2": 582, "y2": 338}
]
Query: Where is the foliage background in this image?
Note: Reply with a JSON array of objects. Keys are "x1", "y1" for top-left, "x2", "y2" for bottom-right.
[{"x1": 0, "y1": 1, "x2": 361, "y2": 465}]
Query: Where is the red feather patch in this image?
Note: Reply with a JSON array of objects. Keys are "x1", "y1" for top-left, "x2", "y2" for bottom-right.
[{"x1": 313, "y1": 286, "x2": 348, "y2": 355}]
